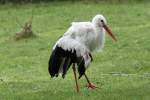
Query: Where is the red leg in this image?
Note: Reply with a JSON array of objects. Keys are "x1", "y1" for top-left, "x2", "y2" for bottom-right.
[
  {"x1": 72, "y1": 64, "x2": 79, "y2": 92},
  {"x1": 84, "y1": 74, "x2": 99, "y2": 89}
]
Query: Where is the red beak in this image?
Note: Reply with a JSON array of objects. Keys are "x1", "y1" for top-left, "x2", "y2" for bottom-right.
[{"x1": 103, "y1": 24, "x2": 117, "y2": 42}]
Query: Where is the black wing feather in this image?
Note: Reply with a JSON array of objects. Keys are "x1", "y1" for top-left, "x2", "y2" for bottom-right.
[
  {"x1": 62, "y1": 57, "x2": 72, "y2": 78},
  {"x1": 76, "y1": 57, "x2": 85, "y2": 79},
  {"x1": 48, "y1": 47, "x2": 63, "y2": 77},
  {"x1": 48, "y1": 45, "x2": 92, "y2": 79}
]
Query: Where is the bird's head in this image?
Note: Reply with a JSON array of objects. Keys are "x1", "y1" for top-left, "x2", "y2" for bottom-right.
[
  {"x1": 92, "y1": 14, "x2": 117, "y2": 41},
  {"x1": 92, "y1": 14, "x2": 107, "y2": 27}
]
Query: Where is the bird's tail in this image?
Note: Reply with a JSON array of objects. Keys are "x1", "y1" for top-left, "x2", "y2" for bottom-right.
[
  {"x1": 48, "y1": 46, "x2": 74, "y2": 78},
  {"x1": 48, "y1": 36, "x2": 92, "y2": 78}
]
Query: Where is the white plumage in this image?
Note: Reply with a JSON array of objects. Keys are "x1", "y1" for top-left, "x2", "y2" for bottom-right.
[
  {"x1": 53, "y1": 35, "x2": 92, "y2": 68},
  {"x1": 53, "y1": 36, "x2": 89, "y2": 57},
  {"x1": 64, "y1": 15, "x2": 107, "y2": 52},
  {"x1": 48, "y1": 14, "x2": 117, "y2": 92}
]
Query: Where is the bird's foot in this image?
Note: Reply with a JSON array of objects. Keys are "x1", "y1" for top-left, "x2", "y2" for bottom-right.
[{"x1": 86, "y1": 83, "x2": 99, "y2": 89}]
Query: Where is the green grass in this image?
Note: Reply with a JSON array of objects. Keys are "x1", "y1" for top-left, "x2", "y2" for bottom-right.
[{"x1": 0, "y1": 1, "x2": 150, "y2": 100}]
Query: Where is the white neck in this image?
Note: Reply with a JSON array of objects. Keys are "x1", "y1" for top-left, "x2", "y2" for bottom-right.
[{"x1": 94, "y1": 25, "x2": 105, "y2": 50}]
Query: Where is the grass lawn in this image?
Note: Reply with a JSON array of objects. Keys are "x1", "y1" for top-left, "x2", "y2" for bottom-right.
[{"x1": 0, "y1": 1, "x2": 150, "y2": 100}]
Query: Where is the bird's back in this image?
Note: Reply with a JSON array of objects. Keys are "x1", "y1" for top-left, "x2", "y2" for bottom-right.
[
  {"x1": 64, "y1": 22, "x2": 94, "y2": 37},
  {"x1": 64, "y1": 22, "x2": 99, "y2": 51}
]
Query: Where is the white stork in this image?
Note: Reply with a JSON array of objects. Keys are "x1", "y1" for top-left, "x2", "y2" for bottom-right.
[{"x1": 48, "y1": 14, "x2": 117, "y2": 92}]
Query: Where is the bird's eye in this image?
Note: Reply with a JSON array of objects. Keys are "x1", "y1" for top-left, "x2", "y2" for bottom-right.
[{"x1": 101, "y1": 20, "x2": 104, "y2": 22}]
